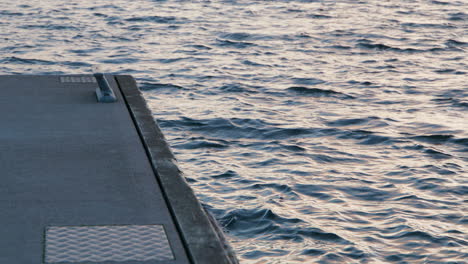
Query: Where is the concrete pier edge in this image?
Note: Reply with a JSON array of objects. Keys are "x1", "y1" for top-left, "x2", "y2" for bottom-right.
[{"x1": 115, "y1": 75, "x2": 238, "y2": 264}]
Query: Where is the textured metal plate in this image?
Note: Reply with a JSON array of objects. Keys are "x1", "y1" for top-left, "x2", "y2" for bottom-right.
[
  {"x1": 60, "y1": 76, "x2": 96, "y2": 83},
  {"x1": 44, "y1": 225, "x2": 174, "y2": 263}
]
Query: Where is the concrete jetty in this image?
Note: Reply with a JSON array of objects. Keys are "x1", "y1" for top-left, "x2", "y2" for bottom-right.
[{"x1": 0, "y1": 75, "x2": 237, "y2": 264}]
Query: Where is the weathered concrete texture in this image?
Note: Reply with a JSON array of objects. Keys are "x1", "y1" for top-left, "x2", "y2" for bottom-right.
[
  {"x1": 0, "y1": 75, "x2": 196, "y2": 263},
  {"x1": 116, "y1": 76, "x2": 238, "y2": 264}
]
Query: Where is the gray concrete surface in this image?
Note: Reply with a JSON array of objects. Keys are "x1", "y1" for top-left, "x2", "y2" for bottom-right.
[{"x1": 0, "y1": 75, "x2": 190, "y2": 263}]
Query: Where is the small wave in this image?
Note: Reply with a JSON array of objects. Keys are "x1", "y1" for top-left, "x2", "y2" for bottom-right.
[
  {"x1": 447, "y1": 12, "x2": 467, "y2": 21},
  {"x1": 337, "y1": 186, "x2": 395, "y2": 202},
  {"x1": 174, "y1": 139, "x2": 229, "y2": 149},
  {"x1": 210, "y1": 170, "x2": 239, "y2": 179},
  {"x1": 93, "y1": 12, "x2": 108, "y2": 18},
  {"x1": 384, "y1": 254, "x2": 427, "y2": 263},
  {"x1": 218, "y1": 83, "x2": 260, "y2": 93},
  {"x1": 424, "y1": 148, "x2": 453, "y2": 160},
  {"x1": 320, "y1": 253, "x2": 347, "y2": 262},
  {"x1": 297, "y1": 32, "x2": 312, "y2": 38},
  {"x1": 98, "y1": 58, "x2": 139, "y2": 64},
  {"x1": 64, "y1": 61, "x2": 93, "y2": 67},
  {"x1": 452, "y1": 138, "x2": 468, "y2": 146},
  {"x1": 156, "y1": 57, "x2": 188, "y2": 63},
  {"x1": 326, "y1": 117, "x2": 385, "y2": 128},
  {"x1": 446, "y1": 39, "x2": 468, "y2": 47},
  {"x1": 328, "y1": 45, "x2": 352, "y2": 50},
  {"x1": 337, "y1": 130, "x2": 374, "y2": 140},
  {"x1": 68, "y1": 47, "x2": 102, "y2": 54},
  {"x1": 347, "y1": 80, "x2": 374, "y2": 86},
  {"x1": 262, "y1": 127, "x2": 322, "y2": 140},
  {"x1": 220, "y1": 32, "x2": 274, "y2": 41},
  {"x1": 0, "y1": 10, "x2": 24, "y2": 16},
  {"x1": 18, "y1": 24, "x2": 79, "y2": 30},
  {"x1": 220, "y1": 32, "x2": 252, "y2": 41},
  {"x1": 379, "y1": 230, "x2": 467, "y2": 246},
  {"x1": 280, "y1": 144, "x2": 306, "y2": 152},
  {"x1": 125, "y1": 15, "x2": 180, "y2": 23},
  {"x1": 356, "y1": 43, "x2": 449, "y2": 53},
  {"x1": 287, "y1": 86, "x2": 354, "y2": 99},
  {"x1": 160, "y1": 117, "x2": 325, "y2": 140},
  {"x1": 434, "y1": 69, "x2": 466, "y2": 74},
  {"x1": 185, "y1": 44, "x2": 212, "y2": 50},
  {"x1": 220, "y1": 208, "x2": 304, "y2": 236},
  {"x1": 340, "y1": 246, "x2": 367, "y2": 261},
  {"x1": 301, "y1": 248, "x2": 326, "y2": 256},
  {"x1": 402, "y1": 22, "x2": 455, "y2": 29},
  {"x1": 140, "y1": 82, "x2": 186, "y2": 91},
  {"x1": 432, "y1": 91, "x2": 468, "y2": 108},
  {"x1": 359, "y1": 135, "x2": 391, "y2": 145},
  {"x1": 221, "y1": 207, "x2": 350, "y2": 244},
  {"x1": 88, "y1": 4, "x2": 125, "y2": 11},
  {"x1": 215, "y1": 39, "x2": 257, "y2": 49},
  {"x1": 242, "y1": 60, "x2": 269, "y2": 67},
  {"x1": 412, "y1": 134, "x2": 454, "y2": 144},
  {"x1": 307, "y1": 14, "x2": 332, "y2": 19},
  {"x1": 0, "y1": 56, "x2": 55, "y2": 65},
  {"x1": 309, "y1": 154, "x2": 366, "y2": 164},
  {"x1": 423, "y1": 165, "x2": 457, "y2": 176},
  {"x1": 296, "y1": 228, "x2": 349, "y2": 244},
  {"x1": 433, "y1": 185, "x2": 468, "y2": 196},
  {"x1": 245, "y1": 158, "x2": 282, "y2": 167},
  {"x1": 249, "y1": 183, "x2": 298, "y2": 198},
  {"x1": 292, "y1": 77, "x2": 326, "y2": 85},
  {"x1": 294, "y1": 184, "x2": 333, "y2": 200},
  {"x1": 431, "y1": 0, "x2": 451, "y2": 5},
  {"x1": 243, "y1": 249, "x2": 288, "y2": 260},
  {"x1": 286, "y1": 8, "x2": 304, "y2": 13}
]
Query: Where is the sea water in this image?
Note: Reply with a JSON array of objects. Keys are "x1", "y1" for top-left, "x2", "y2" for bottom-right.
[{"x1": 0, "y1": 0, "x2": 466, "y2": 263}]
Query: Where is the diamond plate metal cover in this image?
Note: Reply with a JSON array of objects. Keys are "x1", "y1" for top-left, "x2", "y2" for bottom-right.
[{"x1": 44, "y1": 225, "x2": 174, "y2": 263}]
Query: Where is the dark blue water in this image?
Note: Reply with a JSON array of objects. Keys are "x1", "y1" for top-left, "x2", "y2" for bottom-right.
[{"x1": 1, "y1": 0, "x2": 467, "y2": 263}]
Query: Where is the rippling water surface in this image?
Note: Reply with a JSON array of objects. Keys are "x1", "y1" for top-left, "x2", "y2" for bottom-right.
[{"x1": 1, "y1": 0, "x2": 467, "y2": 263}]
